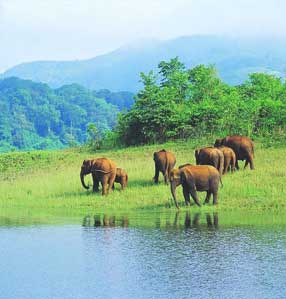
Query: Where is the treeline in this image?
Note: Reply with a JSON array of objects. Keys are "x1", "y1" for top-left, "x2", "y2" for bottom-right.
[
  {"x1": 0, "y1": 77, "x2": 133, "y2": 152},
  {"x1": 115, "y1": 57, "x2": 286, "y2": 145}
]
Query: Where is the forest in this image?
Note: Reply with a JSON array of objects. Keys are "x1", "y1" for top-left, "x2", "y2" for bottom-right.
[
  {"x1": 116, "y1": 57, "x2": 286, "y2": 146},
  {"x1": 1, "y1": 57, "x2": 286, "y2": 153},
  {"x1": 0, "y1": 77, "x2": 133, "y2": 152}
]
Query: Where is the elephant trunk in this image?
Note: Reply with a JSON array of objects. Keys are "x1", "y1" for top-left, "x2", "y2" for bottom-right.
[
  {"x1": 171, "y1": 180, "x2": 179, "y2": 209},
  {"x1": 80, "y1": 172, "x2": 89, "y2": 189}
]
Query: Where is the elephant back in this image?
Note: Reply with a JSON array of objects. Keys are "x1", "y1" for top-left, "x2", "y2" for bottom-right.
[
  {"x1": 92, "y1": 157, "x2": 117, "y2": 173},
  {"x1": 154, "y1": 149, "x2": 176, "y2": 169},
  {"x1": 223, "y1": 136, "x2": 254, "y2": 160}
]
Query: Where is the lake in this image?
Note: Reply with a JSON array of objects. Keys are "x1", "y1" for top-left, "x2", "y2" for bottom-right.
[{"x1": 0, "y1": 211, "x2": 286, "y2": 299}]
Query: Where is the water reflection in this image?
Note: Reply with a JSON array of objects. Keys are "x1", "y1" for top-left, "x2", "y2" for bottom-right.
[
  {"x1": 82, "y1": 212, "x2": 218, "y2": 230},
  {"x1": 82, "y1": 215, "x2": 129, "y2": 228},
  {"x1": 1, "y1": 212, "x2": 286, "y2": 298}
]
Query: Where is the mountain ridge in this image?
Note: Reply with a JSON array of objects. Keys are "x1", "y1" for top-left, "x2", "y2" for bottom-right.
[{"x1": 2, "y1": 35, "x2": 286, "y2": 91}]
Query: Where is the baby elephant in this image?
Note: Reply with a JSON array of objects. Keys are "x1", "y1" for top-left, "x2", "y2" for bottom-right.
[
  {"x1": 216, "y1": 146, "x2": 236, "y2": 173},
  {"x1": 113, "y1": 168, "x2": 128, "y2": 190},
  {"x1": 170, "y1": 164, "x2": 221, "y2": 209}
]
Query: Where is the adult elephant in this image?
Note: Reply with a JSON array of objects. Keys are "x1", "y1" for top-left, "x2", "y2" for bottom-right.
[
  {"x1": 195, "y1": 147, "x2": 224, "y2": 176},
  {"x1": 80, "y1": 157, "x2": 117, "y2": 195},
  {"x1": 216, "y1": 146, "x2": 236, "y2": 174},
  {"x1": 214, "y1": 135, "x2": 254, "y2": 170},
  {"x1": 170, "y1": 164, "x2": 221, "y2": 208},
  {"x1": 153, "y1": 149, "x2": 176, "y2": 184},
  {"x1": 113, "y1": 168, "x2": 128, "y2": 190}
]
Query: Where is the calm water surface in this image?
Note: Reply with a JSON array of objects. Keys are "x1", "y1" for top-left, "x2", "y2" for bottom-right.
[{"x1": 0, "y1": 212, "x2": 286, "y2": 299}]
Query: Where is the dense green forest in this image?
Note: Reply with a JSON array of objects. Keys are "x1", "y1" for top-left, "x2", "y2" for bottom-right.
[
  {"x1": 0, "y1": 77, "x2": 133, "y2": 152},
  {"x1": 116, "y1": 57, "x2": 286, "y2": 145},
  {"x1": 1, "y1": 56, "x2": 286, "y2": 153}
]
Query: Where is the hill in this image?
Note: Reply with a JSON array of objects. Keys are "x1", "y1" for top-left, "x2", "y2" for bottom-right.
[
  {"x1": 0, "y1": 77, "x2": 134, "y2": 152},
  {"x1": 2, "y1": 35, "x2": 286, "y2": 91}
]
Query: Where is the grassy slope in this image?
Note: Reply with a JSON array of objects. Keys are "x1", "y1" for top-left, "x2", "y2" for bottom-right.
[{"x1": 0, "y1": 141, "x2": 286, "y2": 215}]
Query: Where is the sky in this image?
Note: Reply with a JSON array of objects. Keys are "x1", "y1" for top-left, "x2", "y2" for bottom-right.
[{"x1": 0, "y1": 0, "x2": 285, "y2": 72}]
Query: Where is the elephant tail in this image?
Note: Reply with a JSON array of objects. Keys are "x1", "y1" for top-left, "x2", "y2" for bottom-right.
[
  {"x1": 220, "y1": 176, "x2": 223, "y2": 188},
  {"x1": 251, "y1": 142, "x2": 255, "y2": 158}
]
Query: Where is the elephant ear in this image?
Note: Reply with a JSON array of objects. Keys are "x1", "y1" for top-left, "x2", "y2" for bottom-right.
[
  {"x1": 82, "y1": 159, "x2": 90, "y2": 166},
  {"x1": 170, "y1": 169, "x2": 180, "y2": 181},
  {"x1": 195, "y1": 149, "x2": 200, "y2": 163},
  {"x1": 153, "y1": 152, "x2": 157, "y2": 161},
  {"x1": 181, "y1": 169, "x2": 189, "y2": 183},
  {"x1": 181, "y1": 168, "x2": 194, "y2": 184}
]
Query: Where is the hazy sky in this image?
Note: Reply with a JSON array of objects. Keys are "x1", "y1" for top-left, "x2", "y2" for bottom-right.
[{"x1": 0, "y1": 0, "x2": 285, "y2": 72}]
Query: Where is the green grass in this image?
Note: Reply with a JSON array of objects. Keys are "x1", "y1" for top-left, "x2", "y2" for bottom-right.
[{"x1": 1, "y1": 140, "x2": 286, "y2": 216}]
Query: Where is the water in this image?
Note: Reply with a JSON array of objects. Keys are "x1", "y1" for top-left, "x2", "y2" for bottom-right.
[{"x1": 0, "y1": 212, "x2": 286, "y2": 299}]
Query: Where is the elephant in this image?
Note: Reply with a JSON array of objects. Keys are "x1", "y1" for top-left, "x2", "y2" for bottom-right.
[
  {"x1": 80, "y1": 157, "x2": 117, "y2": 195},
  {"x1": 153, "y1": 149, "x2": 176, "y2": 184},
  {"x1": 113, "y1": 168, "x2": 128, "y2": 190},
  {"x1": 214, "y1": 135, "x2": 254, "y2": 170},
  {"x1": 169, "y1": 164, "x2": 221, "y2": 209},
  {"x1": 195, "y1": 147, "x2": 224, "y2": 175},
  {"x1": 216, "y1": 146, "x2": 236, "y2": 174}
]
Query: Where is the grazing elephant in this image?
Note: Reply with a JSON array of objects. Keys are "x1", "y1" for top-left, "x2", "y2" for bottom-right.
[
  {"x1": 80, "y1": 157, "x2": 117, "y2": 195},
  {"x1": 214, "y1": 135, "x2": 254, "y2": 170},
  {"x1": 195, "y1": 147, "x2": 224, "y2": 175},
  {"x1": 170, "y1": 164, "x2": 221, "y2": 209},
  {"x1": 153, "y1": 149, "x2": 176, "y2": 184},
  {"x1": 216, "y1": 146, "x2": 236, "y2": 174},
  {"x1": 113, "y1": 168, "x2": 128, "y2": 190}
]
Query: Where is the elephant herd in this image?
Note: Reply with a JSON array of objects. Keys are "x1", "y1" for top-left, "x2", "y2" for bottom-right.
[{"x1": 80, "y1": 135, "x2": 255, "y2": 209}]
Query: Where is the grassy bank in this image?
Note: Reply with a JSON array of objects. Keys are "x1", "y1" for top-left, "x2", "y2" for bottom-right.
[{"x1": 0, "y1": 140, "x2": 286, "y2": 213}]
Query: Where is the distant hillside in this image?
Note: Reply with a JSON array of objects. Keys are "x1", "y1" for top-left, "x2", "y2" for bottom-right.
[
  {"x1": 2, "y1": 35, "x2": 286, "y2": 91},
  {"x1": 0, "y1": 77, "x2": 134, "y2": 152}
]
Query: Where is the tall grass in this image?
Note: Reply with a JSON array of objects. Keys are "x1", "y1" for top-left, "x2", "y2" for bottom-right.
[{"x1": 1, "y1": 140, "x2": 286, "y2": 213}]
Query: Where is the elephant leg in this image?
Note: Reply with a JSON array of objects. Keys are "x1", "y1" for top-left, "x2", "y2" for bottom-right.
[
  {"x1": 231, "y1": 158, "x2": 236, "y2": 172},
  {"x1": 153, "y1": 165, "x2": 159, "y2": 183},
  {"x1": 164, "y1": 172, "x2": 169, "y2": 185},
  {"x1": 224, "y1": 159, "x2": 230, "y2": 174},
  {"x1": 249, "y1": 154, "x2": 254, "y2": 170},
  {"x1": 166, "y1": 165, "x2": 173, "y2": 185},
  {"x1": 223, "y1": 159, "x2": 227, "y2": 174},
  {"x1": 183, "y1": 186, "x2": 191, "y2": 206},
  {"x1": 92, "y1": 174, "x2": 99, "y2": 192},
  {"x1": 213, "y1": 160, "x2": 218, "y2": 171},
  {"x1": 204, "y1": 191, "x2": 211, "y2": 204},
  {"x1": 93, "y1": 180, "x2": 99, "y2": 192},
  {"x1": 108, "y1": 175, "x2": 116, "y2": 194},
  {"x1": 189, "y1": 187, "x2": 201, "y2": 207},
  {"x1": 101, "y1": 176, "x2": 109, "y2": 195},
  {"x1": 212, "y1": 191, "x2": 218, "y2": 205}
]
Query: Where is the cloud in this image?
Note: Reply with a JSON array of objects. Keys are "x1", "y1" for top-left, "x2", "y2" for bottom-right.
[{"x1": 0, "y1": 0, "x2": 285, "y2": 72}]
